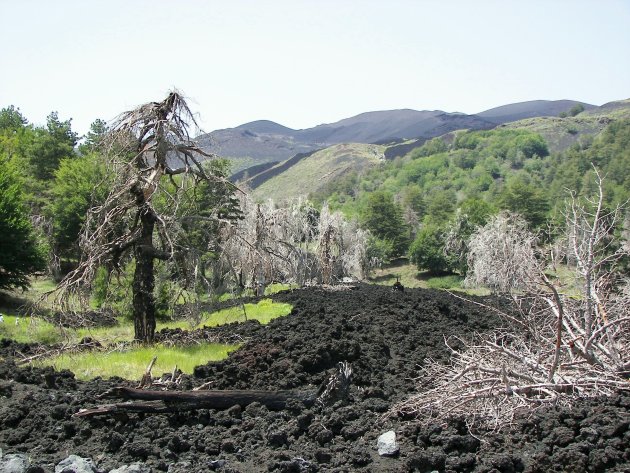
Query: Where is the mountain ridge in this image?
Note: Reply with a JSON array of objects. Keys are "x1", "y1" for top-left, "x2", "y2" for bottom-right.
[
  {"x1": 235, "y1": 98, "x2": 630, "y2": 203},
  {"x1": 197, "y1": 99, "x2": 598, "y2": 174},
  {"x1": 478, "y1": 99, "x2": 596, "y2": 123}
]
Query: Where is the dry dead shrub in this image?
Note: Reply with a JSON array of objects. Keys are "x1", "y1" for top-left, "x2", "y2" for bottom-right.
[{"x1": 392, "y1": 170, "x2": 630, "y2": 431}]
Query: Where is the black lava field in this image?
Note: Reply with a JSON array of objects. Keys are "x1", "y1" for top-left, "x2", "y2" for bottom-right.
[{"x1": 1, "y1": 284, "x2": 628, "y2": 472}]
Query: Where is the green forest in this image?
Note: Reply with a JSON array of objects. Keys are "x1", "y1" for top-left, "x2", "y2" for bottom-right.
[
  {"x1": 311, "y1": 119, "x2": 630, "y2": 273},
  {"x1": 2, "y1": 101, "x2": 630, "y2": 298}
]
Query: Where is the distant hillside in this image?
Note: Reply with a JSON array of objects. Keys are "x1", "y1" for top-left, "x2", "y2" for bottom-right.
[
  {"x1": 477, "y1": 99, "x2": 596, "y2": 123},
  {"x1": 585, "y1": 98, "x2": 630, "y2": 118},
  {"x1": 295, "y1": 110, "x2": 496, "y2": 144},
  {"x1": 230, "y1": 160, "x2": 280, "y2": 183},
  {"x1": 198, "y1": 109, "x2": 498, "y2": 172},
  {"x1": 197, "y1": 122, "x2": 317, "y2": 174},
  {"x1": 250, "y1": 143, "x2": 385, "y2": 203},
  {"x1": 245, "y1": 149, "x2": 321, "y2": 190},
  {"x1": 316, "y1": 115, "x2": 630, "y2": 238},
  {"x1": 240, "y1": 98, "x2": 630, "y2": 204},
  {"x1": 235, "y1": 120, "x2": 296, "y2": 135},
  {"x1": 199, "y1": 98, "x2": 628, "y2": 178},
  {"x1": 499, "y1": 99, "x2": 630, "y2": 153}
]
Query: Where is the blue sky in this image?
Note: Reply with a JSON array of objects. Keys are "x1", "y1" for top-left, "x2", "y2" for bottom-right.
[{"x1": 1, "y1": 0, "x2": 629, "y2": 136}]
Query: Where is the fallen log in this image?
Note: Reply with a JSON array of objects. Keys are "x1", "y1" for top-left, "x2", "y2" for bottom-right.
[
  {"x1": 75, "y1": 361, "x2": 352, "y2": 418},
  {"x1": 75, "y1": 388, "x2": 314, "y2": 417},
  {"x1": 75, "y1": 388, "x2": 317, "y2": 417}
]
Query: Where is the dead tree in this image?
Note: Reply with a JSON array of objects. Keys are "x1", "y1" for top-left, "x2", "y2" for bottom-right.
[
  {"x1": 393, "y1": 171, "x2": 629, "y2": 431},
  {"x1": 75, "y1": 362, "x2": 353, "y2": 417},
  {"x1": 222, "y1": 198, "x2": 370, "y2": 291},
  {"x1": 52, "y1": 92, "x2": 235, "y2": 343},
  {"x1": 221, "y1": 197, "x2": 289, "y2": 295},
  {"x1": 220, "y1": 196, "x2": 317, "y2": 292},
  {"x1": 317, "y1": 205, "x2": 339, "y2": 285},
  {"x1": 317, "y1": 204, "x2": 371, "y2": 284}
]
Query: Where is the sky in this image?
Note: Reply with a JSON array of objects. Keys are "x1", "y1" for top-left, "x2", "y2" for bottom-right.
[{"x1": 1, "y1": 0, "x2": 629, "y2": 137}]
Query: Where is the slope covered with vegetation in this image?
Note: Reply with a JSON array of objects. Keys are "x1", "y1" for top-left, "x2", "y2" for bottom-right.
[
  {"x1": 251, "y1": 143, "x2": 385, "y2": 203},
  {"x1": 309, "y1": 108, "x2": 630, "y2": 270}
]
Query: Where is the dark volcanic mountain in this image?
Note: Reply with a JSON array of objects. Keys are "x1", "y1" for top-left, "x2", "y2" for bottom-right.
[
  {"x1": 298, "y1": 109, "x2": 496, "y2": 144},
  {"x1": 196, "y1": 109, "x2": 497, "y2": 167},
  {"x1": 477, "y1": 99, "x2": 595, "y2": 124},
  {"x1": 197, "y1": 99, "x2": 604, "y2": 174}
]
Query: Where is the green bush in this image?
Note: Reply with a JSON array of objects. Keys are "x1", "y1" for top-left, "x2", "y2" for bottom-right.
[
  {"x1": 409, "y1": 224, "x2": 456, "y2": 274},
  {"x1": 92, "y1": 266, "x2": 109, "y2": 308},
  {"x1": 367, "y1": 236, "x2": 395, "y2": 265}
]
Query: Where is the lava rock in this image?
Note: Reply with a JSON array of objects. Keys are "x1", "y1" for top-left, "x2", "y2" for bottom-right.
[{"x1": 108, "y1": 465, "x2": 151, "y2": 473}]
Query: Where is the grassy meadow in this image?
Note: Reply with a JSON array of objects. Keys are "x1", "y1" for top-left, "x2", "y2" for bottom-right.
[
  {"x1": 41, "y1": 343, "x2": 239, "y2": 381},
  {"x1": 369, "y1": 260, "x2": 490, "y2": 296},
  {"x1": 1, "y1": 284, "x2": 293, "y2": 381}
]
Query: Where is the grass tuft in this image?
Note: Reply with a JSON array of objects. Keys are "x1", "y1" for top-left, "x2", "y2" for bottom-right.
[
  {"x1": 425, "y1": 274, "x2": 464, "y2": 289},
  {"x1": 38, "y1": 343, "x2": 239, "y2": 381},
  {"x1": 0, "y1": 315, "x2": 61, "y2": 344},
  {"x1": 200, "y1": 299, "x2": 293, "y2": 327}
]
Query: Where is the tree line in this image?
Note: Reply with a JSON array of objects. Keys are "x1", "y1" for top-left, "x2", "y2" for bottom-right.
[
  {"x1": 2, "y1": 94, "x2": 629, "y2": 342},
  {"x1": 312, "y1": 120, "x2": 630, "y2": 276},
  {"x1": 0, "y1": 95, "x2": 372, "y2": 342}
]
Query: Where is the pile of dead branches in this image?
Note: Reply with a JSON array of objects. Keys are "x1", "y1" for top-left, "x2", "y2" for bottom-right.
[{"x1": 393, "y1": 170, "x2": 630, "y2": 431}]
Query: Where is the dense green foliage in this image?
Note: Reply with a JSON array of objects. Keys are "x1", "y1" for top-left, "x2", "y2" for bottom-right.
[
  {"x1": 320, "y1": 120, "x2": 630, "y2": 274},
  {"x1": 0, "y1": 159, "x2": 46, "y2": 289},
  {"x1": 361, "y1": 191, "x2": 409, "y2": 258},
  {"x1": 0, "y1": 105, "x2": 79, "y2": 212},
  {"x1": 559, "y1": 103, "x2": 585, "y2": 118},
  {"x1": 409, "y1": 223, "x2": 454, "y2": 274},
  {"x1": 48, "y1": 153, "x2": 109, "y2": 258},
  {"x1": 28, "y1": 112, "x2": 78, "y2": 181}
]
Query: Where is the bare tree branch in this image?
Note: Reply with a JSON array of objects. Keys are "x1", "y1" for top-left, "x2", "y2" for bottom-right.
[{"x1": 393, "y1": 171, "x2": 630, "y2": 431}]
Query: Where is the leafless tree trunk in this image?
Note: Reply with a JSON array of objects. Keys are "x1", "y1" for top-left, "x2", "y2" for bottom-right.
[
  {"x1": 317, "y1": 205, "x2": 338, "y2": 285},
  {"x1": 50, "y1": 92, "x2": 235, "y2": 343}
]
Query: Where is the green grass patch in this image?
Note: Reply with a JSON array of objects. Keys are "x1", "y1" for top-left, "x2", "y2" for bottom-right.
[
  {"x1": 3, "y1": 278, "x2": 294, "y2": 381},
  {"x1": 29, "y1": 278, "x2": 57, "y2": 295},
  {"x1": 0, "y1": 314, "x2": 199, "y2": 346},
  {"x1": 8, "y1": 298, "x2": 292, "y2": 381},
  {"x1": 369, "y1": 262, "x2": 426, "y2": 288},
  {"x1": 369, "y1": 262, "x2": 490, "y2": 295},
  {"x1": 0, "y1": 314, "x2": 62, "y2": 344},
  {"x1": 73, "y1": 318, "x2": 201, "y2": 344},
  {"x1": 216, "y1": 283, "x2": 297, "y2": 301},
  {"x1": 1, "y1": 298, "x2": 293, "y2": 347},
  {"x1": 200, "y1": 299, "x2": 293, "y2": 327},
  {"x1": 37, "y1": 343, "x2": 239, "y2": 381},
  {"x1": 425, "y1": 274, "x2": 464, "y2": 289}
]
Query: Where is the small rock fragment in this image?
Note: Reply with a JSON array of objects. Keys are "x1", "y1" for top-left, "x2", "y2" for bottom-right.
[
  {"x1": 0, "y1": 453, "x2": 30, "y2": 473},
  {"x1": 377, "y1": 430, "x2": 400, "y2": 457},
  {"x1": 109, "y1": 464, "x2": 152, "y2": 473},
  {"x1": 55, "y1": 455, "x2": 96, "y2": 473}
]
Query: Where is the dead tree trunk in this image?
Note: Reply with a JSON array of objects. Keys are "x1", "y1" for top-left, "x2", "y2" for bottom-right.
[
  {"x1": 49, "y1": 92, "x2": 237, "y2": 342},
  {"x1": 132, "y1": 213, "x2": 157, "y2": 342},
  {"x1": 129, "y1": 181, "x2": 167, "y2": 343},
  {"x1": 75, "y1": 387, "x2": 316, "y2": 418},
  {"x1": 75, "y1": 362, "x2": 353, "y2": 418}
]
